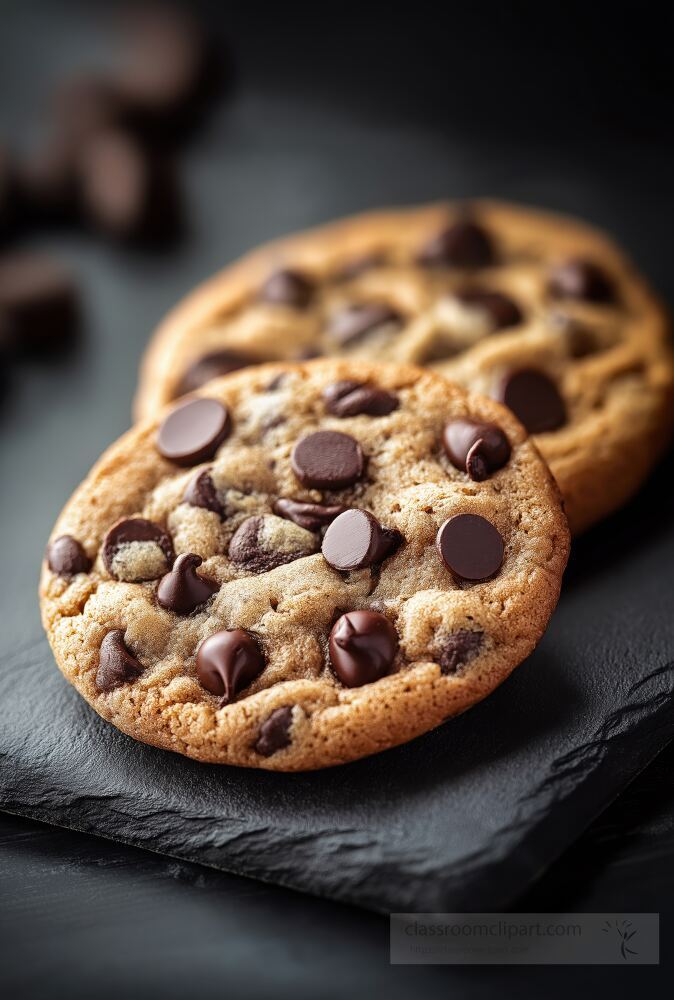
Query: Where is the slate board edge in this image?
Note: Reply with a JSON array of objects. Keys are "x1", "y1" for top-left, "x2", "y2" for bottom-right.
[{"x1": 2, "y1": 662, "x2": 672, "y2": 915}]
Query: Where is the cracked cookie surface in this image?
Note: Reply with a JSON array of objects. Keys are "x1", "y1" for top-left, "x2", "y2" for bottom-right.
[
  {"x1": 135, "y1": 201, "x2": 674, "y2": 533},
  {"x1": 42, "y1": 360, "x2": 569, "y2": 770}
]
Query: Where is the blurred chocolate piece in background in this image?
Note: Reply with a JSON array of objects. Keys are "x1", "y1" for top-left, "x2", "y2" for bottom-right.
[
  {"x1": 0, "y1": 254, "x2": 80, "y2": 356},
  {"x1": 114, "y1": 4, "x2": 225, "y2": 140},
  {"x1": 0, "y1": 146, "x2": 18, "y2": 243},
  {"x1": 78, "y1": 129, "x2": 182, "y2": 245},
  {"x1": 17, "y1": 138, "x2": 81, "y2": 226}
]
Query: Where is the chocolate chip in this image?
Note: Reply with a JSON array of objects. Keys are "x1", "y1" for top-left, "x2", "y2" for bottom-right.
[
  {"x1": 96, "y1": 630, "x2": 143, "y2": 691},
  {"x1": 196, "y1": 629, "x2": 265, "y2": 706},
  {"x1": 17, "y1": 141, "x2": 80, "y2": 224},
  {"x1": 255, "y1": 706, "x2": 293, "y2": 756},
  {"x1": 103, "y1": 518, "x2": 174, "y2": 582},
  {"x1": 443, "y1": 418, "x2": 511, "y2": 481},
  {"x1": 272, "y1": 498, "x2": 347, "y2": 532},
  {"x1": 323, "y1": 380, "x2": 399, "y2": 417},
  {"x1": 46, "y1": 535, "x2": 91, "y2": 577},
  {"x1": 436, "y1": 514, "x2": 504, "y2": 582},
  {"x1": 549, "y1": 258, "x2": 615, "y2": 303},
  {"x1": 259, "y1": 269, "x2": 314, "y2": 308},
  {"x1": 418, "y1": 219, "x2": 494, "y2": 268},
  {"x1": 229, "y1": 514, "x2": 317, "y2": 573},
  {"x1": 496, "y1": 368, "x2": 566, "y2": 434},
  {"x1": 0, "y1": 254, "x2": 79, "y2": 356},
  {"x1": 291, "y1": 430, "x2": 365, "y2": 490},
  {"x1": 329, "y1": 610, "x2": 398, "y2": 687},
  {"x1": 456, "y1": 288, "x2": 523, "y2": 330},
  {"x1": 183, "y1": 468, "x2": 223, "y2": 516},
  {"x1": 157, "y1": 397, "x2": 231, "y2": 466},
  {"x1": 115, "y1": 6, "x2": 215, "y2": 125},
  {"x1": 438, "y1": 630, "x2": 484, "y2": 674},
  {"x1": 157, "y1": 553, "x2": 219, "y2": 614},
  {"x1": 335, "y1": 252, "x2": 386, "y2": 281},
  {"x1": 175, "y1": 350, "x2": 254, "y2": 398},
  {"x1": 322, "y1": 509, "x2": 402, "y2": 571},
  {"x1": 78, "y1": 129, "x2": 182, "y2": 244},
  {"x1": 327, "y1": 303, "x2": 402, "y2": 346}
]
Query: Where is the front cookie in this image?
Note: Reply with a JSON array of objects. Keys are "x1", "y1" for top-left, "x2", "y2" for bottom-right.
[
  {"x1": 41, "y1": 360, "x2": 569, "y2": 770},
  {"x1": 135, "y1": 201, "x2": 674, "y2": 533}
]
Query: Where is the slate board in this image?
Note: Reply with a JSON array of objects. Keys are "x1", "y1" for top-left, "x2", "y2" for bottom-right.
[
  {"x1": 2, "y1": 460, "x2": 674, "y2": 914},
  {"x1": 2, "y1": 0, "x2": 674, "y2": 918}
]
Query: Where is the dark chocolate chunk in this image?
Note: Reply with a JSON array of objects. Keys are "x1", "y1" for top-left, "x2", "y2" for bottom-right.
[
  {"x1": 196, "y1": 629, "x2": 265, "y2": 705},
  {"x1": 436, "y1": 514, "x2": 504, "y2": 582},
  {"x1": 78, "y1": 129, "x2": 182, "y2": 244},
  {"x1": 115, "y1": 6, "x2": 217, "y2": 124},
  {"x1": 549, "y1": 258, "x2": 615, "y2": 303},
  {"x1": 157, "y1": 397, "x2": 231, "y2": 466},
  {"x1": 327, "y1": 303, "x2": 401, "y2": 346},
  {"x1": 157, "y1": 553, "x2": 219, "y2": 614},
  {"x1": 496, "y1": 368, "x2": 566, "y2": 434},
  {"x1": 323, "y1": 380, "x2": 399, "y2": 417},
  {"x1": 183, "y1": 468, "x2": 223, "y2": 516},
  {"x1": 291, "y1": 430, "x2": 365, "y2": 490},
  {"x1": 443, "y1": 418, "x2": 511, "y2": 481},
  {"x1": 255, "y1": 706, "x2": 293, "y2": 756},
  {"x1": 96, "y1": 630, "x2": 143, "y2": 691},
  {"x1": 259, "y1": 269, "x2": 314, "y2": 308},
  {"x1": 438, "y1": 630, "x2": 484, "y2": 675},
  {"x1": 17, "y1": 141, "x2": 80, "y2": 224},
  {"x1": 46, "y1": 535, "x2": 91, "y2": 577},
  {"x1": 103, "y1": 518, "x2": 174, "y2": 581},
  {"x1": 228, "y1": 515, "x2": 315, "y2": 573},
  {"x1": 272, "y1": 498, "x2": 347, "y2": 532},
  {"x1": 329, "y1": 610, "x2": 398, "y2": 687},
  {"x1": 0, "y1": 254, "x2": 79, "y2": 356},
  {"x1": 418, "y1": 219, "x2": 494, "y2": 268},
  {"x1": 456, "y1": 288, "x2": 523, "y2": 330},
  {"x1": 175, "y1": 350, "x2": 254, "y2": 398},
  {"x1": 322, "y1": 509, "x2": 402, "y2": 571}
]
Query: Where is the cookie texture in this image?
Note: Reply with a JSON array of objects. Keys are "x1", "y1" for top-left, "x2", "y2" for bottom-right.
[
  {"x1": 42, "y1": 360, "x2": 569, "y2": 770},
  {"x1": 135, "y1": 201, "x2": 674, "y2": 534}
]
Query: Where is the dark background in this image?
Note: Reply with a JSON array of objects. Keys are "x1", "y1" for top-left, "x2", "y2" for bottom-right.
[{"x1": 1, "y1": 2, "x2": 673, "y2": 997}]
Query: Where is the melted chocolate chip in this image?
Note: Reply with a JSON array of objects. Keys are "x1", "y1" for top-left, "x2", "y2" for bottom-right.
[
  {"x1": 255, "y1": 706, "x2": 293, "y2": 756},
  {"x1": 183, "y1": 468, "x2": 223, "y2": 516},
  {"x1": 443, "y1": 418, "x2": 511, "y2": 481},
  {"x1": 196, "y1": 629, "x2": 265, "y2": 705},
  {"x1": 418, "y1": 219, "x2": 494, "y2": 268},
  {"x1": 327, "y1": 303, "x2": 401, "y2": 346},
  {"x1": 259, "y1": 269, "x2": 314, "y2": 308},
  {"x1": 436, "y1": 514, "x2": 504, "y2": 582},
  {"x1": 291, "y1": 430, "x2": 365, "y2": 490},
  {"x1": 329, "y1": 610, "x2": 398, "y2": 687},
  {"x1": 157, "y1": 553, "x2": 219, "y2": 614},
  {"x1": 496, "y1": 368, "x2": 566, "y2": 434},
  {"x1": 175, "y1": 350, "x2": 254, "y2": 397},
  {"x1": 438, "y1": 630, "x2": 484, "y2": 674},
  {"x1": 549, "y1": 258, "x2": 615, "y2": 303},
  {"x1": 323, "y1": 380, "x2": 399, "y2": 417},
  {"x1": 321, "y1": 509, "x2": 402, "y2": 571},
  {"x1": 157, "y1": 397, "x2": 231, "y2": 466},
  {"x1": 272, "y1": 498, "x2": 347, "y2": 532},
  {"x1": 96, "y1": 630, "x2": 143, "y2": 691},
  {"x1": 103, "y1": 518, "x2": 174, "y2": 581},
  {"x1": 228, "y1": 515, "x2": 315, "y2": 573},
  {"x1": 456, "y1": 288, "x2": 523, "y2": 330},
  {"x1": 46, "y1": 535, "x2": 91, "y2": 576}
]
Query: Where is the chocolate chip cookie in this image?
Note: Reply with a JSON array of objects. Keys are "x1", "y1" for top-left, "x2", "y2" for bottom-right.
[
  {"x1": 41, "y1": 360, "x2": 569, "y2": 770},
  {"x1": 135, "y1": 201, "x2": 674, "y2": 534}
]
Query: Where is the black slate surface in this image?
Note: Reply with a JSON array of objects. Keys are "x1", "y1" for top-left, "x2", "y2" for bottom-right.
[{"x1": 1, "y1": 1, "x2": 674, "y2": 917}]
